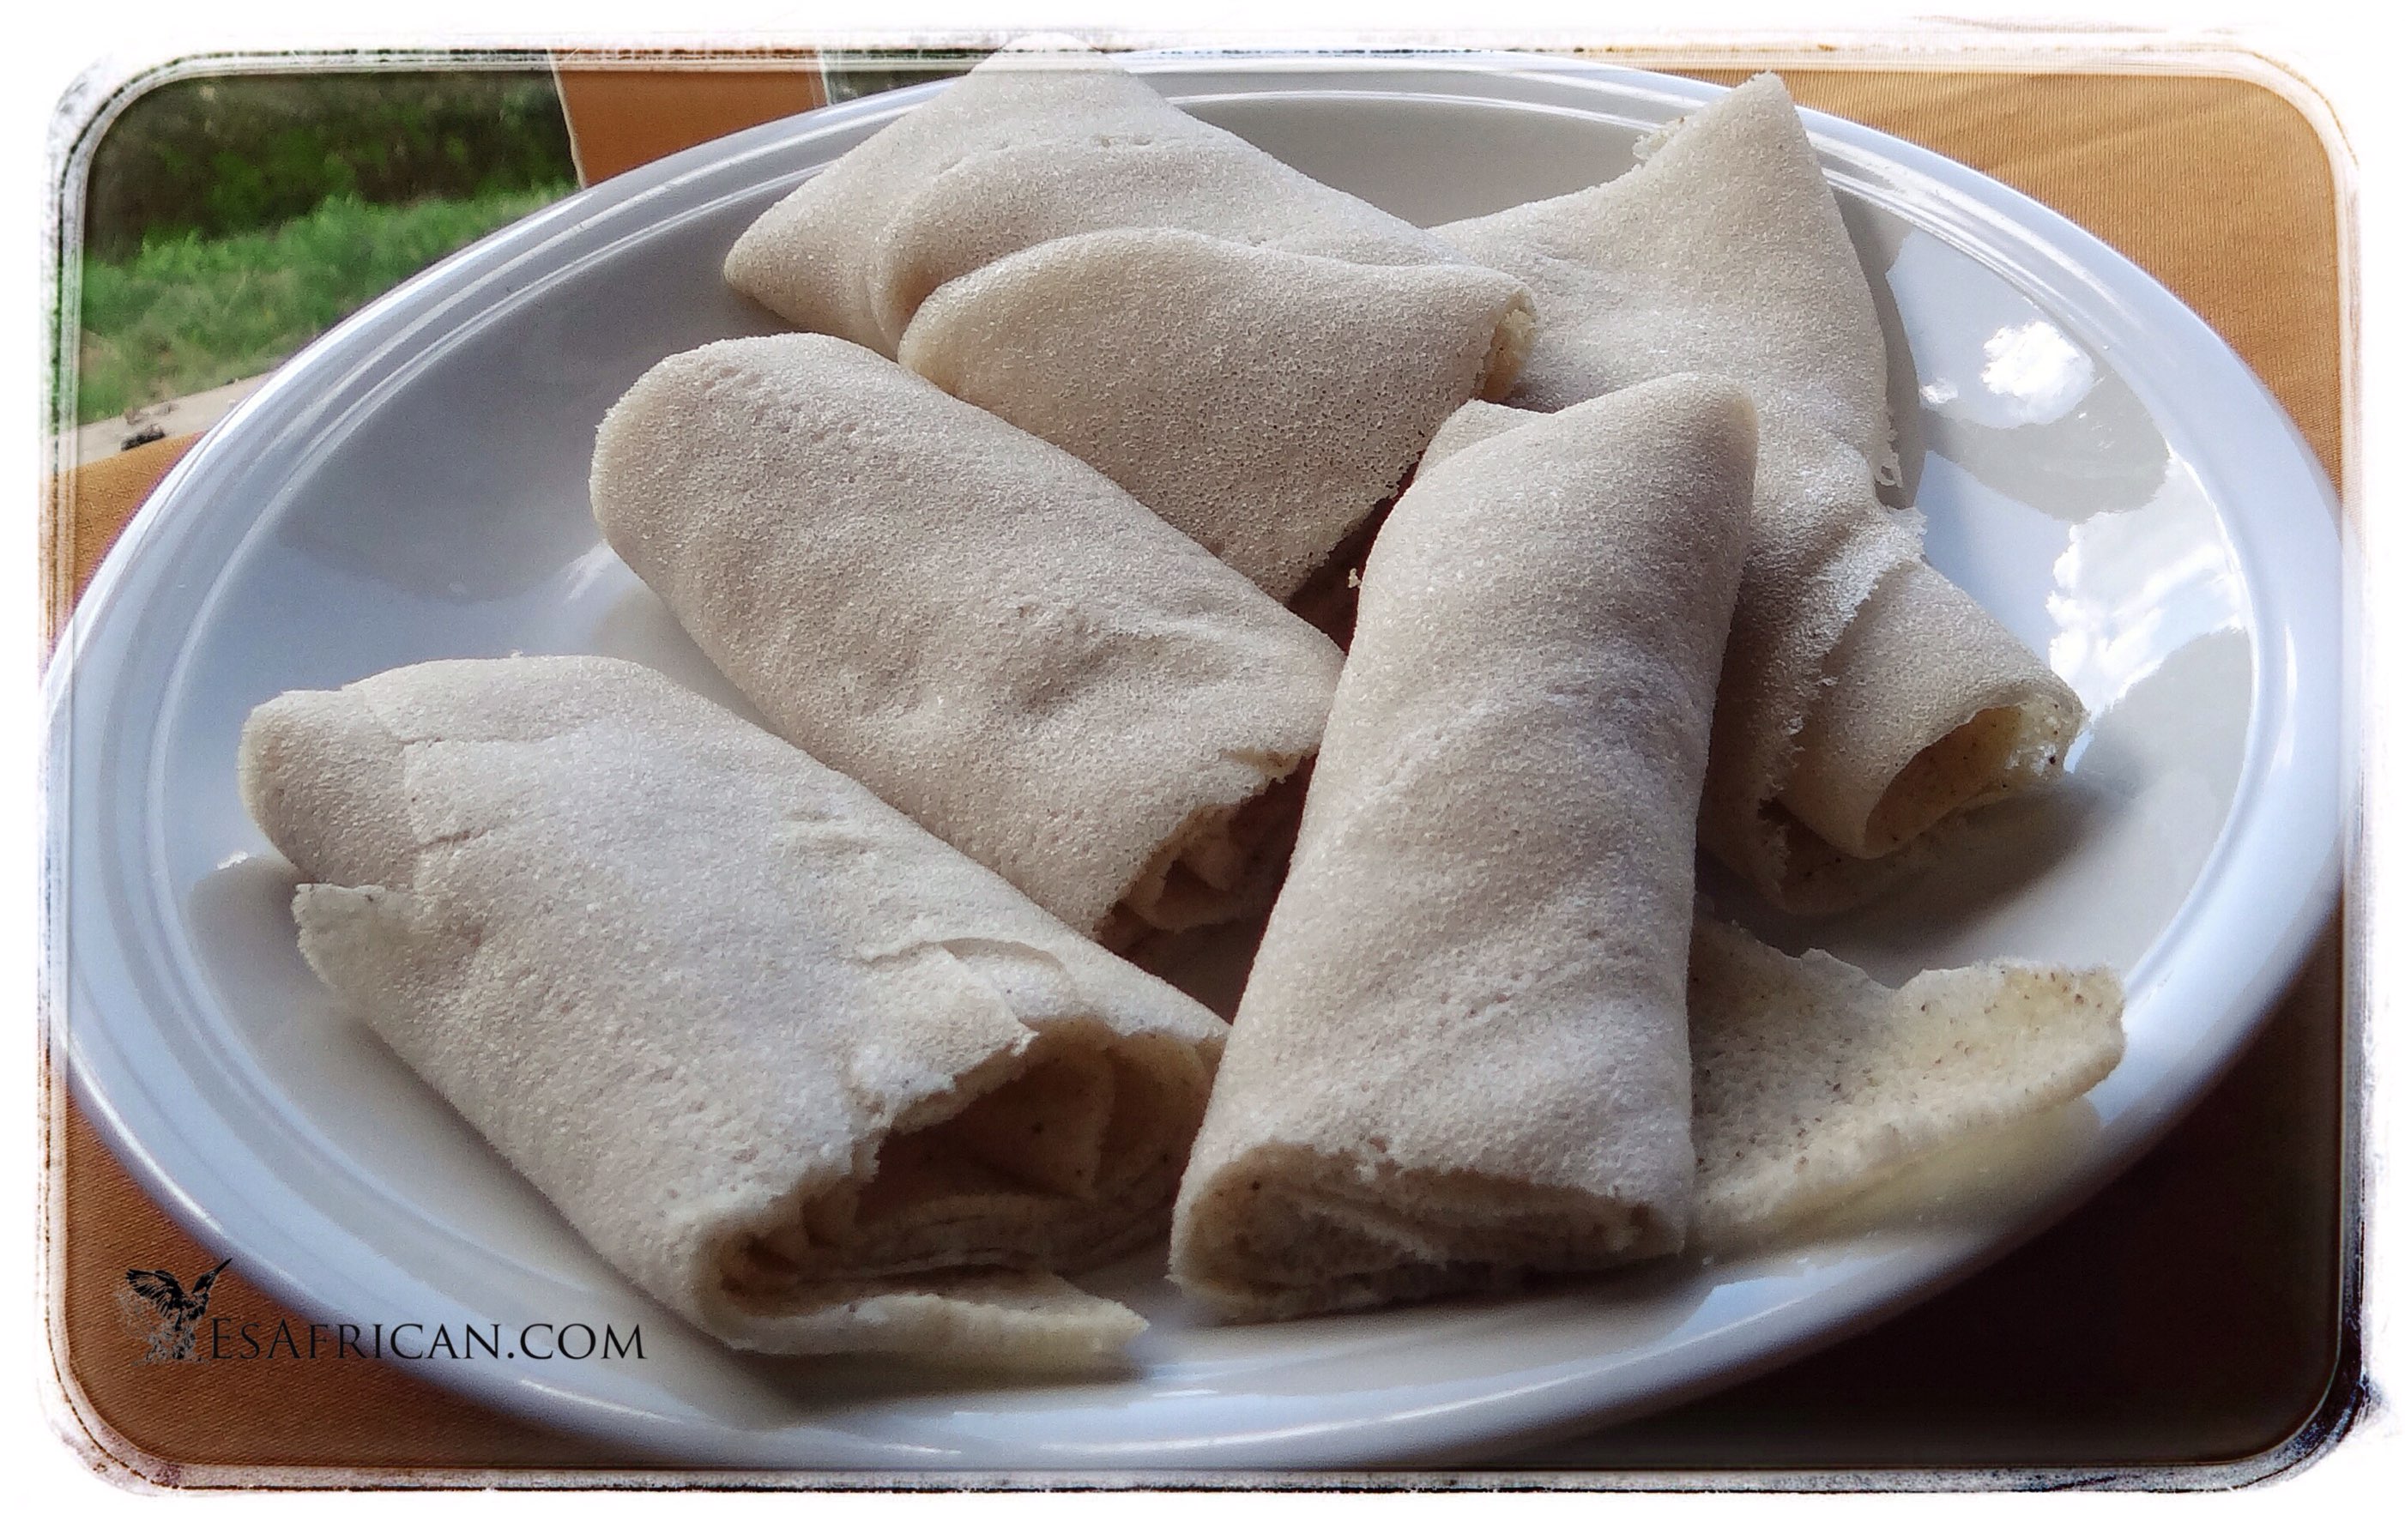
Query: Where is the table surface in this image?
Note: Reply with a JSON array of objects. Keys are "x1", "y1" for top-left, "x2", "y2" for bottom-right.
[{"x1": 40, "y1": 53, "x2": 2354, "y2": 1487}]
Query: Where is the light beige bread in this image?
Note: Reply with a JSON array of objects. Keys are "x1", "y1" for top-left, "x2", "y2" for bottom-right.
[
  {"x1": 240, "y1": 655, "x2": 1227, "y2": 1365},
  {"x1": 1438, "y1": 74, "x2": 2082, "y2": 911},
  {"x1": 1689, "y1": 915, "x2": 2124, "y2": 1249},
  {"x1": 725, "y1": 38, "x2": 1461, "y2": 355},
  {"x1": 1169, "y1": 375, "x2": 1756, "y2": 1320},
  {"x1": 898, "y1": 227, "x2": 1535, "y2": 601},
  {"x1": 1777, "y1": 561, "x2": 2081, "y2": 869},
  {"x1": 1441, "y1": 75, "x2": 1895, "y2": 463},
  {"x1": 589, "y1": 332, "x2": 1345, "y2": 943}
]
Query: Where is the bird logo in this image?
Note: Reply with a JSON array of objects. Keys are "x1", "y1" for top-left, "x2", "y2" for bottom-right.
[{"x1": 119, "y1": 1259, "x2": 232, "y2": 1363}]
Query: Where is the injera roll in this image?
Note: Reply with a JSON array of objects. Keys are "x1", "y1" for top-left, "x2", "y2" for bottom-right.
[
  {"x1": 1438, "y1": 73, "x2": 2082, "y2": 912},
  {"x1": 725, "y1": 38, "x2": 1464, "y2": 355},
  {"x1": 589, "y1": 332, "x2": 1345, "y2": 943},
  {"x1": 1169, "y1": 375, "x2": 1756, "y2": 1320},
  {"x1": 240, "y1": 655, "x2": 1227, "y2": 1364},
  {"x1": 898, "y1": 227, "x2": 1535, "y2": 601}
]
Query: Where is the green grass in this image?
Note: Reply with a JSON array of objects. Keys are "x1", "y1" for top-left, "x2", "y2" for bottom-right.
[{"x1": 76, "y1": 182, "x2": 572, "y2": 424}]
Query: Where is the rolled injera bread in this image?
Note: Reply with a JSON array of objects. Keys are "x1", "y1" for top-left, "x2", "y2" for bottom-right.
[
  {"x1": 239, "y1": 655, "x2": 1228, "y2": 1365},
  {"x1": 589, "y1": 332, "x2": 1345, "y2": 944},
  {"x1": 897, "y1": 228, "x2": 1535, "y2": 602},
  {"x1": 894, "y1": 228, "x2": 1529, "y2": 601},
  {"x1": 724, "y1": 37, "x2": 1465, "y2": 355},
  {"x1": 1169, "y1": 375, "x2": 1756, "y2": 1321},
  {"x1": 1438, "y1": 74, "x2": 2082, "y2": 912},
  {"x1": 1689, "y1": 915, "x2": 2124, "y2": 1251}
]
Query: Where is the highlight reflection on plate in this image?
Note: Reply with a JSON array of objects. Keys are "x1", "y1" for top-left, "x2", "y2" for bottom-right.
[{"x1": 51, "y1": 55, "x2": 2339, "y2": 1469}]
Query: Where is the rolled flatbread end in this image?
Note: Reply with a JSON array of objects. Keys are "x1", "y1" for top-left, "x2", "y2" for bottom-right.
[{"x1": 245, "y1": 656, "x2": 1226, "y2": 1362}]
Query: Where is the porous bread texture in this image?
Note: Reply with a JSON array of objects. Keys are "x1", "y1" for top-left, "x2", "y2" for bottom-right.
[
  {"x1": 1440, "y1": 74, "x2": 1893, "y2": 474},
  {"x1": 1436, "y1": 74, "x2": 2082, "y2": 912},
  {"x1": 1696, "y1": 426, "x2": 1930, "y2": 912},
  {"x1": 1780, "y1": 560, "x2": 2082, "y2": 864},
  {"x1": 1417, "y1": 396, "x2": 1530, "y2": 465},
  {"x1": 725, "y1": 38, "x2": 1463, "y2": 355},
  {"x1": 898, "y1": 227, "x2": 1537, "y2": 601},
  {"x1": 1689, "y1": 915, "x2": 2124, "y2": 1250},
  {"x1": 239, "y1": 655, "x2": 1228, "y2": 1364},
  {"x1": 589, "y1": 332, "x2": 1345, "y2": 941},
  {"x1": 1170, "y1": 376, "x2": 1757, "y2": 1322}
]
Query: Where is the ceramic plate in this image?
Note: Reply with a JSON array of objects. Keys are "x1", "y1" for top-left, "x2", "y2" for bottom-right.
[{"x1": 49, "y1": 54, "x2": 2342, "y2": 1470}]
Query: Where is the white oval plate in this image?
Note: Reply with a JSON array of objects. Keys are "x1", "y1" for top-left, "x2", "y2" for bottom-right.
[{"x1": 49, "y1": 54, "x2": 2342, "y2": 1470}]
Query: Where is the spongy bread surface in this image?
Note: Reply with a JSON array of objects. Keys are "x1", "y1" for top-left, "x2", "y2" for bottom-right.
[
  {"x1": 1170, "y1": 376, "x2": 1756, "y2": 1320},
  {"x1": 1689, "y1": 914, "x2": 2124, "y2": 1248},
  {"x1": 726, "y1": 39, "x2": 1461, "y2": 354},
  {"x1": 239, "y1": 655, "x2": 1227, "y2": 1363},
  {"x1": 1439, "y1": 75, "x2": 2081, "y2": 911},
  {"x1": 899, "y1": 227, "x2": 1535, "y2": 600},
  {"x1": 1441, "y1": 74, "x2": 1893, "y2": 468},
  {"x1": 1780, "y1": 560, "x2": 2082, "y2": 861},
  {"x1": 589, "y1": 332, "x2": 1345, "y2": 939}
]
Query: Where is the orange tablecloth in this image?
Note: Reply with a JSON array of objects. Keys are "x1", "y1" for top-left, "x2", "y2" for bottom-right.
[{"x1": 44, "y1": 53, "x2": 2350, "y2": 1486}]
